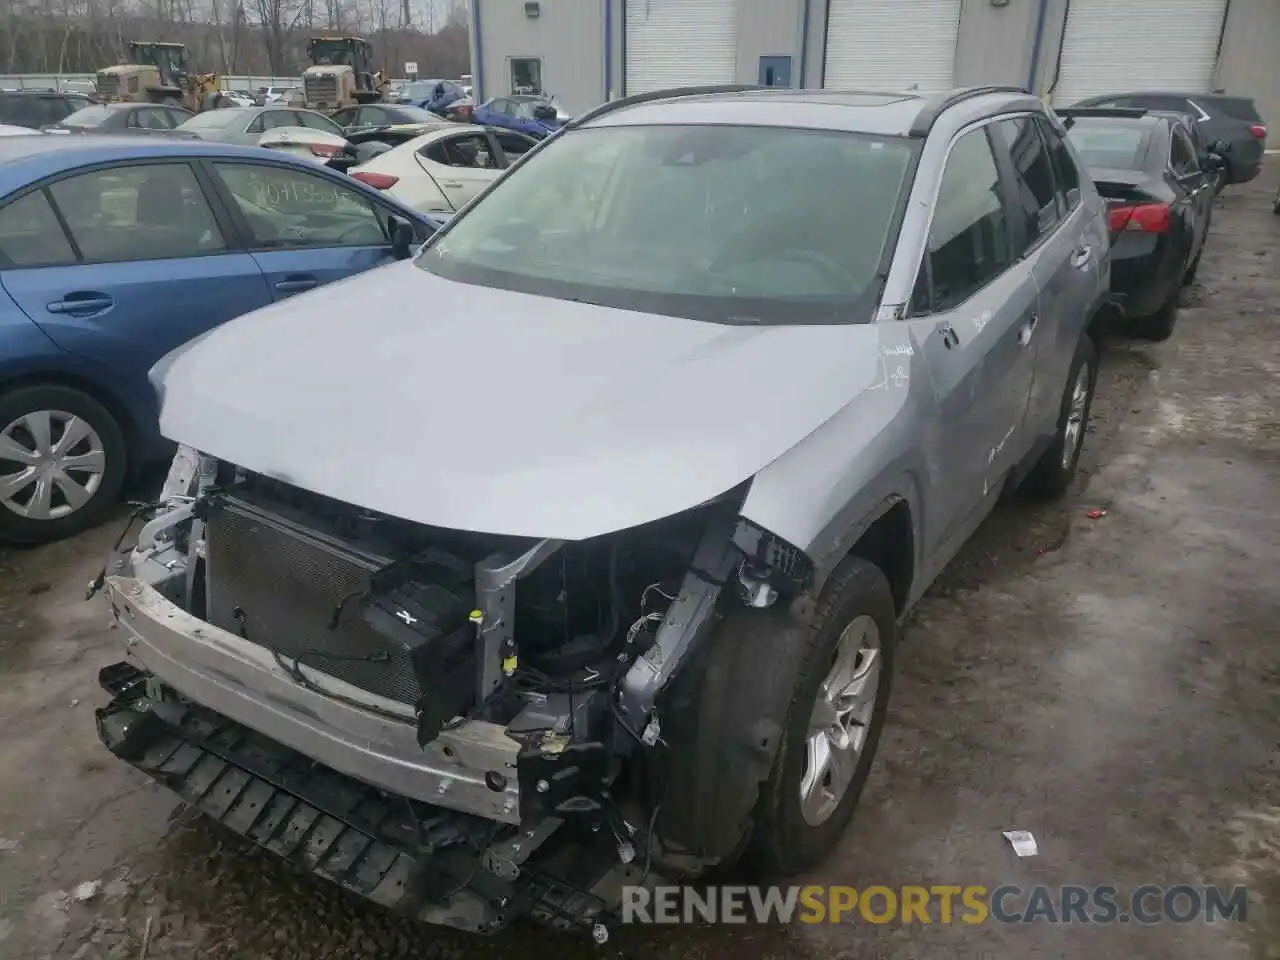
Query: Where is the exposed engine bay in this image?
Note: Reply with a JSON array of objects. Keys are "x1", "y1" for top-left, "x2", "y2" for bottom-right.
[{"x1": 94, "y1": 448, "x2": 812, "y2": 936}]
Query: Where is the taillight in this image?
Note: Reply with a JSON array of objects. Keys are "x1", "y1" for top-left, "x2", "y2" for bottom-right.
[
  {"x1": 1107, "y1": 202, "x2": 1171, "y2": 234},
  {"x1": 1248, "y1": 123, "x2": 1267, "y2": 139},
  {"x1": 308, "y1": 142, "x2": 342, "y2": 157},
  {"x1": 350, "y1": 171, "x2": 399, "y2": 190}
]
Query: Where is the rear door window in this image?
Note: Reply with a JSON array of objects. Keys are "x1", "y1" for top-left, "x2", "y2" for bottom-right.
[
  {"x1": 48, "y1": 163, "x2": 225, "y2": 262},
  {"x1": 129, "y1": 107, "x2": 172, "y2": 131},
  {"x1": 994, "y1": 116, "x2": 1061, "y2": 251}
]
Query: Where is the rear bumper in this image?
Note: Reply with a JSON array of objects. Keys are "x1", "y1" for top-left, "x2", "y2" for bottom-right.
[
  {"x1": 94, "y1": 663, "x2": 612, "y2": 934},
  {"x1": 1108, "y1": 238, "x2": 1177, "y2": 318}
]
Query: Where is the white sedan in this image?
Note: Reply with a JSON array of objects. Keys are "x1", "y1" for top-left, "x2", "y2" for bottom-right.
[{"x1": 346, "y1": 123, "x2": 539, "y2": 214}]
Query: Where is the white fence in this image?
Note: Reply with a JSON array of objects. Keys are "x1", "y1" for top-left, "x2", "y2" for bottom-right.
[
  {"x1": 0, "y1": 73, "x2": 417, "y2": 94},
  {"x1": 0, "y1": 74, "x2": 302, "y2": 93}
]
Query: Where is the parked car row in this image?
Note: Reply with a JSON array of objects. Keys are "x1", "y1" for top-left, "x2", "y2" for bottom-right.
[{"x1": 0, "y1": 82, "x2": 1266, "y2": 548}]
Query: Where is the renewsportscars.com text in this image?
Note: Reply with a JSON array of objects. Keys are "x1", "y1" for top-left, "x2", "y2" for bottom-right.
[{"x1": 621, "y1": 884, "x2": 1248, "y2": 925}]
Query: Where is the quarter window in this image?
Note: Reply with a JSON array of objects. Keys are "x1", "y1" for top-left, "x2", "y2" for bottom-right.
[
  {"x1": 914, "y1": 126, "x2": 1012, "y2": 314},
  {"x1": 0, "y1": 190, "x2": 76, "y2": 266},
  {"x1": 1170, "y1": 128, "x2": 1199, "y2": 176},
  {"x1": 49, "y1": 163, "x2": 224, "y2": 262},
  {"x1": 994, "y1": 116, "x2": 1061, "y2": 250},
  {"x1": 213, "y1": 162, "x2": 388, "y2": 249}
]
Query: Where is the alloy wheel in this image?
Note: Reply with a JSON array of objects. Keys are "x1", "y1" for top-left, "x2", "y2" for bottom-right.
[
  {"x1": 1061, "y1": 362, "x2": 1092, "y2": 470},
  {"x1": 800, "y1": 614, "x2": 883, "y2": 826}
]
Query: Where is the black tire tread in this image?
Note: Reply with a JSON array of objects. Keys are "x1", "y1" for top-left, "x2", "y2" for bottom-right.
[{"x1": 1023, "y1": 334, "x2": 1097, "y2": 500}]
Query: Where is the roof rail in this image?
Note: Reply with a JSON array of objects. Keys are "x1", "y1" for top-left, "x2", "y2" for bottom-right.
[
  {"x1": 565, "y1": 84, "x2": 762, "y2": 129},
  {"x1": 908, "y1": 85, "x2": 1031, "y2": 137},
  {"x1": 1052, "y1": 106, "x2": 1148, "y2": 129}
]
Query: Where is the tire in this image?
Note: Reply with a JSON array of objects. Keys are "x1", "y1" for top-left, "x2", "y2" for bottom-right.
[
  {"x1": 1184, "y1": 251, "x2": 1202, "y2": 286},
  {"x1": 0, "y1": 384, "x2": 127, "y2": 544},
  {"x1": 1213, "y1": 159, "x2": 1231, "y2": 196},
  {"x1": 1023, "y1": 335, "x2": 1098, "y2": 501},
  {"x1": 1133, "y1": 285, "x2": 1179, "y2": 342},
  {"x1": 745, "y1": 556, "x2": 897, "y2": 876}
]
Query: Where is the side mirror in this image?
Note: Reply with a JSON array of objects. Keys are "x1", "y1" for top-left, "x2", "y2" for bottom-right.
[
  {"x1": 389, "y1": 215, "x2": 415, "y2": 260},
  {"x1": 532, "y1": 104, "x2": 557, "y2": 122}
]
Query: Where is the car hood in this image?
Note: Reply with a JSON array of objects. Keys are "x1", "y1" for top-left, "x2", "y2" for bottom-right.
[{"x1": 156, "y1": 265, "x2": 886, "y2": 540}]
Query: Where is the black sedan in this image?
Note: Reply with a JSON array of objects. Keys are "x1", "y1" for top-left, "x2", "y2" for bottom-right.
[
  {"x1": 43, "y1": 102, "x2": 194, "y2": 135},
  {"x1": 1061, "y1": 108, "x2": 1220, "y2": 341}
]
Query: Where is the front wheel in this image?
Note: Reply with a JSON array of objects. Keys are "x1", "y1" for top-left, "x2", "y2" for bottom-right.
[
  {"x1": 1023, "y1": 334, "x2": 1098, "y2": 500},
  {"x1": 746, "y1": 557, "x2": 896, "y2": 876}
]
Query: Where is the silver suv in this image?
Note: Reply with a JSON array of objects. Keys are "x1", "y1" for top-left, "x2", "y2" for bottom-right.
[{"x1": 94, "y1": 85, "x2": 1109, "y2": 937}]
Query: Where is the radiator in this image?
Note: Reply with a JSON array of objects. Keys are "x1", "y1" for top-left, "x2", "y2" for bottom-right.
[
  {"x1": 305, "y1": 76, "x2": 339, "y2": 105},
  {"x1": 205, "y1": 496, "x2": 424, "y2": 705}
]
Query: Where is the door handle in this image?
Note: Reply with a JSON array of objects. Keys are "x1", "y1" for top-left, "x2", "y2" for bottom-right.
[
  {"x1": 274, "y1": 276, "x2": 318, "y2": 293},
  {"x1": 46, "y1": 293, "x2": 113, "y2": 315},
  {"x1": 1017, "y1": 314, "x2": 1039, "y2": 347},
  {"x1": 1071, "y1": 245, "x2": 1092, "y2": 269},
  {"x1": 440, "y1": 180, "x2": 464, "y2": 189}
]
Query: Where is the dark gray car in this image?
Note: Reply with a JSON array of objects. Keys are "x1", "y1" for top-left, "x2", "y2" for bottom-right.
[
  {"x1": 45, "y1": 102, "x2": 194, "y2": 135},
  {"x1": 1072, "y1": 91, "x2": 1267, "y2": 186},
  {"x1": 97, "y1": 84, "x2": 1110, "y2": 939}
]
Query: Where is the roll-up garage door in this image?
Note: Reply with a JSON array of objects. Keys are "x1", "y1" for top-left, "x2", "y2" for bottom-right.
[
  {"x1": 625, "y1": 0, "x2": 739, "y2": 96},
  {"x1": 1053, "y1": 0, "x2": 1228, "y2": 105},
  {"x1": 823, "y1": 0, "x2": 961, "y2": 93}
]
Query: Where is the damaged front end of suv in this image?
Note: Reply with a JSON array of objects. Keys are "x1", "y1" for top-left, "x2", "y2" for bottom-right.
[{"x1": 95, "y1": 446, "x2": 815, "y2": 936}]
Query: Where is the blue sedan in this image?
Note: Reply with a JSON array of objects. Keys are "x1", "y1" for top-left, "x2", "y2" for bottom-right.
[
  {"x1": 0, "y1": 134, "x2": 436, "y2": 543},
  {"x1": 470, "y1": 95, "x2": 568, "y2": 140}
]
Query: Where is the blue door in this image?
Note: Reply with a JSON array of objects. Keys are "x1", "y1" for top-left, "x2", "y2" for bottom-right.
[
  {"x1": 0, "y1": 162, "x2": 273, "y2": 390},
  {"x1": 759, "y1": 56, "x2": 793, "y2": 88},
  {"x1": 207, "y1": 160, "x2": 397, "y2": 300}
]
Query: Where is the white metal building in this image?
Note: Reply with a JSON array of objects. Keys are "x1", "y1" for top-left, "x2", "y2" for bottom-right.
[
  {"x1": 467, "y1": 0, "x2": 1280, "y2": 127},
  {"x1": 1052, "y1": 0, "x2": 1230, "y2": 103}
]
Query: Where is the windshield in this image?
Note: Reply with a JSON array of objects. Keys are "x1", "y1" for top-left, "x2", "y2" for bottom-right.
[
  {"x1": 59, "y1": 106, "x2": 114, "y2": 128},
  {"x1": 418, "y1": 125, "x2": 916, "y2": 325},
  {"x1": 1066, "y1": 122, "x2": 1150, "y2": 170},
  {"x1": 311, "y1": 41, "x2": 355, "y2": 66}
]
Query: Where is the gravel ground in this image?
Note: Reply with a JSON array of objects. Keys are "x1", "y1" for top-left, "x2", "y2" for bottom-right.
[{"x1": 0, "y1": 159, "x2": 1277, "y2": 960}]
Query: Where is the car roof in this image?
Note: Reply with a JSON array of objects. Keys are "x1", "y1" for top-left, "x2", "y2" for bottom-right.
[
  {"x1": 0, "y1": 134, "x2": 312, "y2": 195},
  {"x1": 580, "y1": 86, "x2": 1043, "y2": 139}
]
